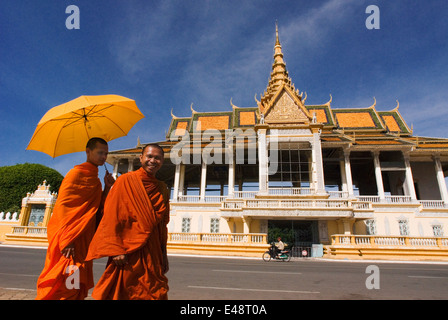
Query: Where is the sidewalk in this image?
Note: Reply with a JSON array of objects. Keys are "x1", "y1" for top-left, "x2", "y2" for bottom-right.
[
  {"x1": 0, "y1": 288, "x2": 37, "y2": 300},
  {"x1": 0, "y1": 287, "x2": 94, "y2": 300}
]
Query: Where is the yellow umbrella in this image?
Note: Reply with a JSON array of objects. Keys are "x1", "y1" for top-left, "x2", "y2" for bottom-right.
[{"x1": 27, "y1": 95, "x2": 145, "y2": 158}]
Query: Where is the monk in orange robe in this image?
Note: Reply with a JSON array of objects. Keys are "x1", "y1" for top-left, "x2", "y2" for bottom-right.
[
  {"x1": 36, "y1": 138, "x2": 114, "y2": 300},
  {"x1": 86, "y1": 143, "x2": 170, "y2": 300}
]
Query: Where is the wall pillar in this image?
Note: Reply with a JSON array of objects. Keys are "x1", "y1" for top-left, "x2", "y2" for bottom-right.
[
  {"x1": 373, "y1": 151, "x2": 385, "y2": 200},
  {"x1": 127, "y1": 158, "x2": 134, "y2": 173},
  {"x1": 310, "y1": 124, "x2": 325, "y2": 194},
  {"x1": 112, "y1": 159, "x2": 119, "y2": 179},
  {"x1": 434, "y1": 156, "x2": 448, "y2": 203},
  {"x1": 343, "y1": 148, "x2": 354, "y2": 197},
  {"x1": 337, "y1": 218, "x2": 354, "y2": 235},
  {"x1": 403, "y1": 151, "x2": 417, "y2": 201},
  {"x1": 200, "y1": 160, "x2": 207, "y2": 201},
  {"x1": 173, "y1": 164, "x2": 181, "y2": 202},
  {"x1": 257, "y1": 126, "x2": 269, "y2": 195},
  {"x1": 242, "y1": 216, "x2": 252, "y2": 234},
  {"x1": 228, "y1": 152, "x2": 235, "y2": 198}
]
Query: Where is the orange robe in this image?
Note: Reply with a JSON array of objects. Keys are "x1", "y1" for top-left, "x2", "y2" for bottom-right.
[
  {"x1": 86, "y1": 167, "x2": 170, "y2": 300},
  {"x1": 36, "y1": 162, "x2": 102, "y2": 300}
]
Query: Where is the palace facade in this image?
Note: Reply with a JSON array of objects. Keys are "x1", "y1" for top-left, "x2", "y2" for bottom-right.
[{"x1": 106, "y1": 27, "x2": 448, "y2": 259}]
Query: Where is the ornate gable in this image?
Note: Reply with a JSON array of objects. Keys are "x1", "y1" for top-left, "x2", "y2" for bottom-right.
[{"x1": 264, "y1": 86, "x2": 310, "y2": 125}]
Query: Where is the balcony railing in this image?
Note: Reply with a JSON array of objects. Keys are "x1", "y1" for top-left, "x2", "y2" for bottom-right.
[
  {"x1": 332, "y1": 234, "x2": 448, "y2": 247},
  {"x1": 168, "y1": 232, "x2": 267, "y2": 244},
  {"x1": 10, "y1": 226, "x2": 47, "y2": 235},
  {"x1": 420, "y1": 200, "x2": 448, "y2": 209},
  {"x1": 244, "y1": 199, "x2": 350, "y2": 209},
  {"x1": 356, "y1": 195, "x2": 414, "y2": 203},
  {"x1": 266, "y1": 187, "x2": 312, "y2": 196},
  {"x1": 232, "y1": 191, "x2": 258, "y2": 199},
  {"x1": 172, "y1": 189, "x2": 448, "y2": 209},
  {"x1": 177, "y1": 195, "x2": 226, "y2": 203}
]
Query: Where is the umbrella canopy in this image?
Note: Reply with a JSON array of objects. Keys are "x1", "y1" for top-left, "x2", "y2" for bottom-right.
[{"x1": 27, "y1": 95, "x2": 145, "y2": 158}]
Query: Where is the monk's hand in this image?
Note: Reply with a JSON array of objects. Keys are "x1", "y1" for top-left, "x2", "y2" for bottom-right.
[
  {"x1": 61, "y1": 244, "x2": 75, "y2": 259},
  {"x1": 104, "y1": 172, "x2": 115, "y2": 190},
  {"x1": 112, "y1": 254, "x2": 127, "y2": 267}
]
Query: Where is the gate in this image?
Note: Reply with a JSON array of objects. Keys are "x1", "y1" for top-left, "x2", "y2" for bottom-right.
[
  {"x1": 290, "y1": 246, "x2": 311, "y2": 257},
  {"x1": 290, "y1": 243, "x2": 323, "y2": 258}
]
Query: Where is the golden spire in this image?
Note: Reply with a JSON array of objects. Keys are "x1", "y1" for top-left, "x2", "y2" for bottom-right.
[
  {"x1": 259, "y1": 22, "x2": 297, "y2": 110},
  {"x1": 272, "y1": 22, "x2": 287, "y2": 84},
  {"x1": 275, "y1": 21, "x2": 280, "y2": 46}
]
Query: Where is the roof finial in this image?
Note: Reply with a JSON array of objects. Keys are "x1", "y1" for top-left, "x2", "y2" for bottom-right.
[
  {"x1": 230, "y1": 97, "x2": 238, "y2": 109},
  {"x1": 170, "y1": 108, "x2": 178, "y2": 119},
  {"x1": 275, "y1": 20, "x2": 280, "y2": 45},
  {"x1": 369, "y1": 97, "x2": 376, "y2": 108},
  {"x1": 325, "y1": 94, "x2": 332, "y2": 106},
  {"x1": 190, "y1": 102, "x2": 196, "y2": 114}
]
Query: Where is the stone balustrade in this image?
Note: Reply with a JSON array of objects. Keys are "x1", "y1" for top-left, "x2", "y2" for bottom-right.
[
  {"x1": 0, "y1": 212, "x2": 19, "y2": 222},
  {"x1": 329, "y1": 234, "x2": 448, "y2": 261},
  {"x1": 168, "y1": 232, "x2": 267, "y2": 244},
  {"x1": 332, "y1": 234, "x2": 448, "y2": 247}
]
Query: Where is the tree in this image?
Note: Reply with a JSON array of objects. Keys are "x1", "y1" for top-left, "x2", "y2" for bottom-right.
[
  {"x1": 267, "y1": 226, "x2": 294, "y2": 246},
  {"x1": 0, "y1": 163, "x2": 63, "y2": 212}
]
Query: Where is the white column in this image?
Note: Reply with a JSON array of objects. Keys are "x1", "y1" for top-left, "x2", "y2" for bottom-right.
[
  {"x1": 173, "y1": 164, "x2": 181, "y2": 202},
  {"x1": 113, "y1": 159, "x2": 119, "y2": 179},
  {"x1": 373, "y1": 151, "x2": 385, "y2": 200},
  {"x1": 308, "y1": 152, "x2": 315, "y2": 190},
  {"x1": 257, "y1": 127, "x2": 268, "y2": 195},
  {"x1": 127, "y1": 158, "x2": 134, "y2": 173},
  {"x1": 340, "y1": 159, "x2": 347, "y2": 193},
  {"x1": 403, "y1": 152, "x2": 417, "y2": 201},
  {"x1": 179, "y1": 164, "x2": 185, "y2": 197},
  {"x1": 311, "y1": 130, "x2": 325, "y2": 195},
  {"x1": 228, "y1": 152, "x2": 235, "y2": 198},
  {"x1": 434, "y1": 156, "x2": 448, "y2": 203},
  {"x1": 343, "y1": 149, "x2": 354, "y2": 197},
  {"x1": 310, "y1": 145, "x2": 317, "y2": 191},
  {"x1": 200, "y1": 160, "x2": 207, "y2": 201}
]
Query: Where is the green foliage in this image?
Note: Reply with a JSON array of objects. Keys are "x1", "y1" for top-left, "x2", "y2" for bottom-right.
[
  {"x1": 0, "y1": 163, "x2": 63, "y2": 212},
  {"x1": 267, "y1": 226, "x2": 294, "y2": 246}
]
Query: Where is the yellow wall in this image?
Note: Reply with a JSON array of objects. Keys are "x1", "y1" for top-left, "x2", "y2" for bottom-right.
[{"x1": 0, "y1": 222, "x2": 16, "y2": 242}]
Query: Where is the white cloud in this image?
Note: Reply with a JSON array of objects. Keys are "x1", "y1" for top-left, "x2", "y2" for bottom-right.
[
  {"x1": 280, "y1": 0, "x2": 359, "y2": 48},
  {"x1": 168, "y1": 1, "x2": 361, "y2": 110}
]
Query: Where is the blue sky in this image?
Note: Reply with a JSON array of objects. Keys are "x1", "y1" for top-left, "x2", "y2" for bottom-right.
[{"x1": 1, "y1": 0, "x2": 448, "y2": 178}]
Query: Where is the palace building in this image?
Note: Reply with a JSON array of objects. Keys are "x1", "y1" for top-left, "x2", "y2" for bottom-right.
[{"x1": 105, "y1": 27, "x2": 448, "y2": 260}]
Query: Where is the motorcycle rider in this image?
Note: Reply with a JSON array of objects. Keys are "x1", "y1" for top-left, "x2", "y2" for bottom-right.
[{"x1": 275, "y1": 237, "x2": 285, "y2": 257}]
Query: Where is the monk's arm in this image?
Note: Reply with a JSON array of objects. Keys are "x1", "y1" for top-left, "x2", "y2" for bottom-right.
[
  {"x1": 96, "y1": 172, "x2": 115, "y2": 226},
  {"x1": 161, "y1": 200, "x2": 170, "y2": 273}
]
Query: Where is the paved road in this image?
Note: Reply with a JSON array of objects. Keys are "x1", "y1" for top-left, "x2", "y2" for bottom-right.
[{"x1": 1, "y1": 245, "x2": 448, "y2": 300}]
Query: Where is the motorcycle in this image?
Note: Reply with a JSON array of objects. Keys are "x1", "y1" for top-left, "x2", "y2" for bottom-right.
[{"x1": 262, "y1": 243, "x2": 291, "y2": 262}]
